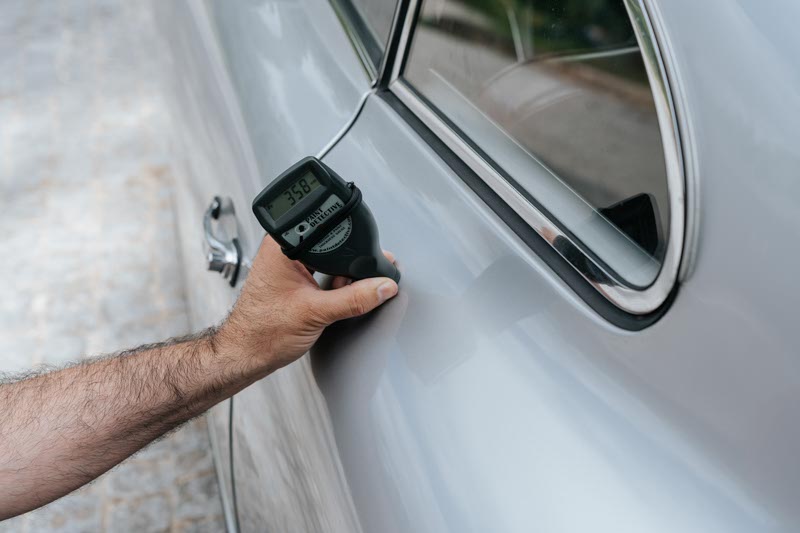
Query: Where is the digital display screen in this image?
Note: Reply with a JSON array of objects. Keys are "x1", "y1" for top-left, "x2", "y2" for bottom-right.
[{"x1": 266, "y1": 172, "x2": 321, "y2": 219}]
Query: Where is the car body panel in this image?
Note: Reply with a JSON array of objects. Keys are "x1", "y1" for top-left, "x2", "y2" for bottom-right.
[
  {"x1": 314, "y1": 94, "x2": 791, "y2": 532},
  {"x1": 153, "y1": 0, "x2": 371, "y2": 530},
  {"x1": 152, "y1": 2, "x2": 257, "y2": 527},
  {"x1": 205, "y1": 0, "x2": 370, "y2": 183},
  {"x1": 156, "y1": 0, "x2": 800, "y2": 531}
]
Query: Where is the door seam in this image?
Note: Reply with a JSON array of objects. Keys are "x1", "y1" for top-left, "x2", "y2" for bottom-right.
[{"x1": 316, "y1": 88, "x2": 375, "y2": 160}]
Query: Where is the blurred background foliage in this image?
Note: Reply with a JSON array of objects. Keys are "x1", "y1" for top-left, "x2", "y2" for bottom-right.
[{"x1": 421, "y1": 0, "x2": 637, "y2": 57}]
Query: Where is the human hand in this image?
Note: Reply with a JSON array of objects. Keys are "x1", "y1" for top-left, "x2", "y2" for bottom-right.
[{"x1": 214, "y1": 236, "x2": 398, "y2": 372}]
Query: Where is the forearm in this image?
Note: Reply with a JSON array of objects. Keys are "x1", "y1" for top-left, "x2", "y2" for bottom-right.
[
  {"x1": 0, "y1": 237, "x2": 398, "y2": 520},
  {"x1": 0, "y1": 329, "x2": 269, "y2": 519}
]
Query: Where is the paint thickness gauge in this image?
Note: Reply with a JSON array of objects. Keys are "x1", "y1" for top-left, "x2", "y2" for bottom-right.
[{"x1": 252, "y1": 157, "x2": 400, "y2": 282}]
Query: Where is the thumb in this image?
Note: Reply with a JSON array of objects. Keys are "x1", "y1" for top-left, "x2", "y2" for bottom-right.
[{"x1": 312, "y1": 277, "x2": 398, "y2": 324}]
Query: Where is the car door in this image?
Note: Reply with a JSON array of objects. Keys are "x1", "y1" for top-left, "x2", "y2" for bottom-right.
[
  {"x1": 152, "y1": 0, "x2": 376, "y2": 530},
  {"x1": 159, "y1": 0, "x2": 800, "y2": 531},
  {"x1": 250, "y1": 0, "x2": 799, "y2": 532},
  {"x1": 194, "y1": 1, "x2": 401, "y2": 532}
]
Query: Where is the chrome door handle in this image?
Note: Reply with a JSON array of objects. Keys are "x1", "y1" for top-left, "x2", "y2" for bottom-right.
[{"x1": 204, "y1": 196, "x2": 241, "y2": 287}]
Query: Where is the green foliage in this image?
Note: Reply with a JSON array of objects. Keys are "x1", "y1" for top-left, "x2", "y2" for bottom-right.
[{"x1": 425, "y1": 0, "x2": 636, "y2": 56}]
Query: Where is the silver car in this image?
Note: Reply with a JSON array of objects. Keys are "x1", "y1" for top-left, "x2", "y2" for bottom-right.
[{"x1": 154, "y1": 0, "x2": 800, "y2": 531}]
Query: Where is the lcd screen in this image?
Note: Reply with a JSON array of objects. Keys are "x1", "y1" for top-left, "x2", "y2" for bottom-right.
[{"x1": 266, "y1": 172, "x2": 321, "y2": 219}]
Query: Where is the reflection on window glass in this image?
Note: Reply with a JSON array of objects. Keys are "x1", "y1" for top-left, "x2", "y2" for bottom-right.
[
  {"x1": 405, "y1": 0, "x2": 670, "y2": 284},
  {"x1": 331, "y1": 0, "x2": 398, "y2": 71},
  {"x1": 350, "y1": 0, "x2": 397, "y2": 48}
]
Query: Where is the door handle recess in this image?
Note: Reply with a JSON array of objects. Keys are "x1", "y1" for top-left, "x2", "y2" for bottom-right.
[{"x1": 204, "y1": 196, "x2": 241, "y2": 287}]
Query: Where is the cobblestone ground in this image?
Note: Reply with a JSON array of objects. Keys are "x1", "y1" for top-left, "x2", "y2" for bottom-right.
[{"x1": 0, "y1": 1, "x2": 226, "y2": 531}]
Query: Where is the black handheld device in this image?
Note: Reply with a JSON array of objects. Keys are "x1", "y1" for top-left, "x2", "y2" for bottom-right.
[{"x1": 252, "y1": 157, "x2": 400, "y2": 283}]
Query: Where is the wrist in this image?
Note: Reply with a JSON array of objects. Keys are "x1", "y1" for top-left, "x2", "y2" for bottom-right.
[{"x1": 208, "y1": 323, "x2": 277, "y2": 380}]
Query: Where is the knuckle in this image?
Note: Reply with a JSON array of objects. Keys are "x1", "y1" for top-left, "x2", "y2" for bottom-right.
[
  {"x1": 293, "y1": 292, "x2": 328, "y2": 325},
  {"x1": 349, "y1": 292, "x2": 368, "y2": 317},
  {"x1": 305, "y1": 302, "x2": 329, "y2": 325}
]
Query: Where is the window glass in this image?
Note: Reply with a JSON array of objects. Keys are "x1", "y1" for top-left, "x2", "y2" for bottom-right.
[
  {"x1": 350, "y1": 0, "x2": 397, "y2": 48},
  {"x1": 404, "y1": 0, "x2": 670, "y2": 286},
  {"x1": 332, "y1": 0, "x2": 399, "y2": 70}
]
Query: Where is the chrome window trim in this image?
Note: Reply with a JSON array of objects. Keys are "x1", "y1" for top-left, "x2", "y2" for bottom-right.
[
  {"x1": 386, "y1": 0, "x2": 686, "y2": 316},
  {"x1": 387, "y1": 0, "x2": 417, "y2": 84},
  {"x1": 328, "y1": 0, "x2": 380, "y2": 82}
]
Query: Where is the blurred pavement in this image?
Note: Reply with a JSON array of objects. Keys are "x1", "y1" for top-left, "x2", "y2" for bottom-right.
[{"x1": 0, "y1": 1, "x2": 225, "y2": 531}]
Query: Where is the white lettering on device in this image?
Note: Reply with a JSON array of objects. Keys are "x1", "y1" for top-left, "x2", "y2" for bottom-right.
[
  {"x1": 310, "y1": 218, "x2": 352, "y2": 254},
  {"x1": 281, "y1": 194, "x2": 352, "y2": 253}
]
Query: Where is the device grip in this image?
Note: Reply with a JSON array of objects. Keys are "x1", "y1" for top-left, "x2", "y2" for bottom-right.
[
  {"x1": 350, "y1": 254, "x2": 401, "y2": 283},
  {"x1": 375, "y1": 257, "x2": 401, "y2": 283}
]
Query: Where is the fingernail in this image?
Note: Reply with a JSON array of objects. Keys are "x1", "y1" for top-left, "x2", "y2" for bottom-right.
[{"x1": 377, "y1": 280, "x2": 398, "y2": 303}]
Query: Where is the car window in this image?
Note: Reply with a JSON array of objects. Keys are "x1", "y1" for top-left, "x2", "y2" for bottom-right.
[
  {"x1": 331, "y1": 0, "x2": 399, "y2": 75},
  {"x1": 350, "y1": 0, "x2": 397, "y2": 47},
  {"x1": 403, "y1": 0, "x2": 672, "y2": 288}
]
